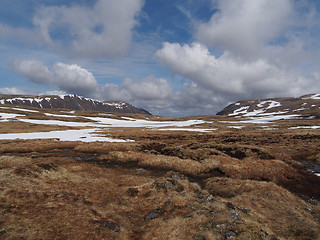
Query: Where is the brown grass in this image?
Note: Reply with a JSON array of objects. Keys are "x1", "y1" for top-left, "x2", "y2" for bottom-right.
[{"x1": 1, "y1": 106, "x2": 320, "y2": 239}]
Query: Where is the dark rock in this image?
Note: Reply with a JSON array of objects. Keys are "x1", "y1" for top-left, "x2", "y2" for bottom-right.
[
  {"x1": 144, "y1": 208, "x2": 164, "y2": 220},
  {"x1": 93, "y1": 219, "x2": 120, "y2": 232},
  {"x1": 126, "y1": 187, "x2": 139, "y2": 196},
  {"x1": 36, "y1": 162, "x2": 58, "y2": 171},
  {"x1": 225, "y1": 230, "x2": 236, "y2": 239}
]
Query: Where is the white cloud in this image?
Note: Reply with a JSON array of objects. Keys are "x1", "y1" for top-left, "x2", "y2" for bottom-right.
[
  {"x1": 0, "y1": 0, "x2": 144, "y2": 58},
  {"x1": 156, "y1": 42, "x2": 319, "y2": 100},
  {"x1": 33, "y1": 0, "x2": 144, "y2": 58},
  {"x1": 102, "y1": 76, "x2": 174, "y2": 114},
  {"x1": 196, "y1": 0, "x2": 293, "y2": 56},
  {"x1": 12, "y1": 60, "x2": 54, "y2": 84},
  {"x1": 0, "y1": 87, "x2": 28, "y2": 95},
  {"x1": 13, "y1": 60, "x2": 98, "y2": 97}
]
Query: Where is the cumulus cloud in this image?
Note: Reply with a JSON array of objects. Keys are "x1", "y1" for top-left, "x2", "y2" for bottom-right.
[
  {"x1": 156, "y1": 42, "x2": 319, "y2": 101},
  {"x1": 102, "y1": 76, "x2": 174, "y2": 114},
  {"x1": 0, "y1": 0, "x2": 144, "y2": 58},
  {"x1": 0, "y1": 87, "x2": 28, "y2": 95},
  {"x1": 196, "y1": 0, "x2": 293, "y2": 56},
  {"x1": 13, "y1": 60, "x2": 98, "y2": 97},
  {"x1": 11, "y1": 60, "x2": 176, "y2": 114},
  {"x1": 152, "y1": 0, "x2": 320, "y2": 115},
  {"x1": 33, "y1": 0, "x2": 144, "y2": 58}
]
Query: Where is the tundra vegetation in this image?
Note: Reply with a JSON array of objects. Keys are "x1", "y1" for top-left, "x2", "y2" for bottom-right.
[{"x1": 0, "y1": 103, "x2": 320, "y2": 239}]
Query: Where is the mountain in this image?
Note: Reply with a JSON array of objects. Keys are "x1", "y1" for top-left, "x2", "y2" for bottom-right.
[
  {"x1": 0, "y1": 94, "x2": 151, "y2": 115},
  {"x1": 217, "y1": 93, "x2": 320, "y2": 117}
]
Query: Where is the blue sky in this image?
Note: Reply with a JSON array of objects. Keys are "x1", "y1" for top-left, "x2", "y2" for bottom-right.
[{"x1": 0, "y1": 0, "x2": 320, "y2": 116}]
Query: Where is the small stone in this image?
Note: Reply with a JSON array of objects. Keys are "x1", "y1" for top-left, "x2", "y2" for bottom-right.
[
  {"x1": 230, "y1": 209, "x2": 240, "y2": 221},
  {"x1": 30, "y1": 154, "x2": 36, "y2": 159},
  {"x1": 144, "y1": 208, "x2": 163, "y2": 220},
  {"x1": 136, "y1": 168, "x2": 146, "y2": 172},
  {"x1": 170, "y1": 173, "x2": 181, "y2": 181},
  {"x1": 225, "y1": 230, "x2": 236, "y2": 239},
  {"x1": 93, "y1": 219, "x2": 120, "y2": 232},
  {"x1": 165, "y1": 181, "x2": 174, "y2": 189},
  {"x1": 216, "y1": 224, "x2": 226, "y2": 229},
  {"x1": 205, "y1": 194, "x2": 215, "y2": 203}
]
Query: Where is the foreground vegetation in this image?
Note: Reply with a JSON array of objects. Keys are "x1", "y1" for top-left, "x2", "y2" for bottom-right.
[{"x1": 0, "y1": 106, "x2": 320, "y2": 239}]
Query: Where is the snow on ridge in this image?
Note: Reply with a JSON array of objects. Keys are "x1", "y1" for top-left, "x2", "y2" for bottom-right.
[
  {"x1": 229, "y1": 106, "x2": 249, "y2": 116},
  {"x1": 257, "y1": 100, "x2": 281, "y2": 109},
  {"x1": 303, "y1": 93, "x2": 320, "y2": 100},
  {"x1": 243, "y1": 109, "x2": 265, "y2": 117},
  {"x1": 103, "y1": 102, "x2": 127, "y2": 109}
]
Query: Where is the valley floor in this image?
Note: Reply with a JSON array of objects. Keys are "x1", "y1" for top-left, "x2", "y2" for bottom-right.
[{"x1": 0, "y1": 105, "x2": 320, "y2": 239}]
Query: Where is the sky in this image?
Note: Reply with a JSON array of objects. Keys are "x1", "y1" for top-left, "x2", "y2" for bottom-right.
[{"x1": 0, "y1": 0, "x2": 320, "y2": 117}]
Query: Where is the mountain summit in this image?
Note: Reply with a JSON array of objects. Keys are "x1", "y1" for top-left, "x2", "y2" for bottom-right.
[{"x1": 0, "y1": 94, "x2": 151, "y2": 115}]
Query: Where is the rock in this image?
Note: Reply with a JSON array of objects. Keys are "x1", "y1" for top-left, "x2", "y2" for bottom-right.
[
  {"x1": 216, "y1": 224, "x2": 226, "y2": 228},
  {"x1": 165, "y1": 181, "x2": 174, "y2": 189},
  {"x1": 170, "y1": 172, "x2": 181, "y2": 181},
  {"x1": 126, "y1": 188, "x2": 139, "y2": 197},
  {"x1": 225, "y1": 230, "x2": 236, "y2": 239},
  {"x1": 36, "y1": 162, "x2": 58, "y2": 171},
  {"x1": 230, "y1": 209, "x2": 240, "y2": 221},
  {"x1": 93, "y1": 219, "x2": 120, "y2": 232},
  {"x1": 205, "y1": 194, "x2": 215, "y2": 203},
  {"x1": 144, "y1": 208, "x2": 163, "y2": 220}
]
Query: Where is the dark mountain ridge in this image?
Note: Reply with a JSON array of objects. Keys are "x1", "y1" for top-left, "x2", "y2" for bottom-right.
[{"x1": 0, "y1": 94, "x2": 151, "y2": 115}]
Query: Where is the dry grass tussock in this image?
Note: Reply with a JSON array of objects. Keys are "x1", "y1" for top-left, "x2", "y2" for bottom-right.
[{"x1": 1, "y1": 107, "x2": 320, "y2": 239}]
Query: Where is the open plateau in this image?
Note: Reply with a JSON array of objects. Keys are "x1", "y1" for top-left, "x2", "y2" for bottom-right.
[{"x1": 1, "y1": 93, "x2": 320, "y2": 240}]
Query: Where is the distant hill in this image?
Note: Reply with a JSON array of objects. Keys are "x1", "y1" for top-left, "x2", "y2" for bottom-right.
[
  {"x1": 0, "y1": 94, "x2": 151, "y2": 115},
  {"x1": 217, "y1": 93, "x2": 320, "y2": 117}
]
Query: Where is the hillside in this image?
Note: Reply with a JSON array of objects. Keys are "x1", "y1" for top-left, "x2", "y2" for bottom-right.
[
  {"x1": 0, "y1": 102, "x2": 320, "y2": 239},
  {"x1": 0, "y1": 94, "x2": 151, "y2": 115},
  {"x1": 217, "y1": 93, "x2": 320, "y2": 118}
]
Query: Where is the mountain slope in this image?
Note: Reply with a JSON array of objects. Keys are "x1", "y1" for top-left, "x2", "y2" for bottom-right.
[
  {"x1": 217, "y1": 93, "x2": 320, "y2": 117},
  {"x1": 0, "y1": 94, "x2": 151, "y2": 115}
]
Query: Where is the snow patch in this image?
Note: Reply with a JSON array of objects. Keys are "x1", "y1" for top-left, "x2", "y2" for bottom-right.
[
  {"x1": 229, "y1": 106, "x2": 249, "y2": 116},
  {"x1": 44, "y1": 113, "x2": 77, "y2": 118},
  {"x1": 0, "y1": 129, "x2": 133, "y2": 142},
  {"x1": 289, "y1": 126, "x2": 320, "y2": 129},
  {"x1": 257, "y1": 100, "x2": 281, "y2": 109},
  {"x1": 157, "y1": 128, "x2": 215, "y2": 132},
  {"x1": 0, "y1": 107, "x2": 38, "y2": 113},
  {"x1": 227, "y1": 126, "x2": 244, "y2": 129},
  {"x1": 303, "y1": 94, "x2": 320, "y2": 100}
]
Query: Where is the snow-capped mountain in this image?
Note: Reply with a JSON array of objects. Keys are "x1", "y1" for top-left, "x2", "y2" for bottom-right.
[
  {"x1": 217, "y1": 93, "x2": 320, "y2": 117},
  {"x1": 0, "y1": 94, "x2": 151, "y2": 115}
]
